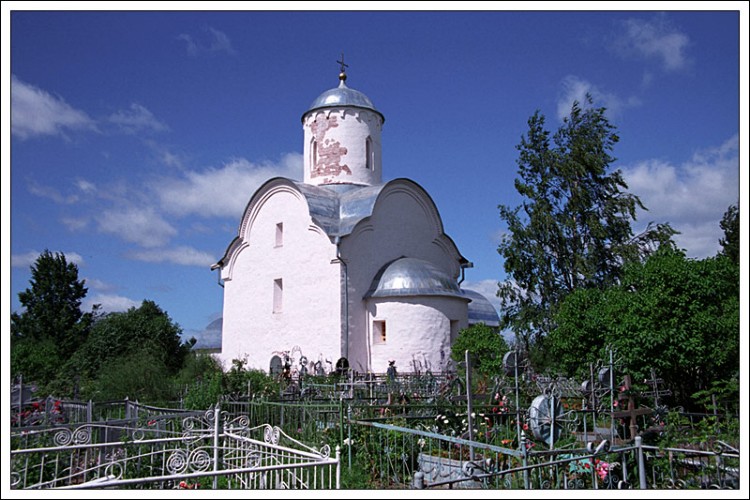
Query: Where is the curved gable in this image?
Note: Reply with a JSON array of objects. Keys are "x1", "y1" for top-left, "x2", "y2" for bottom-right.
[
  {"x1": 349, "y1": 178, "x2": 467, "y2": 270},
  {"x1": 214, "y1": 177, "x2": 308, "y2": 280}
]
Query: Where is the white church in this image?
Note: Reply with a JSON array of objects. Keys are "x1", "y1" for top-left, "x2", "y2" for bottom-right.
[{"x1": 212, "y1": 64, "x2": 499, "y2": 374}]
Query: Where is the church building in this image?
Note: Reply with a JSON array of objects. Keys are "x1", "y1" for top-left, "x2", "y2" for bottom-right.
[{"x1": 212, "y1": 64, "x2": 499, "y2": 374}]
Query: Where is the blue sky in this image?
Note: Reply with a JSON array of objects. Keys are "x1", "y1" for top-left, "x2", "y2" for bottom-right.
[{"x1": 4, "y1": 5, "x2": 746, "y2": 350}]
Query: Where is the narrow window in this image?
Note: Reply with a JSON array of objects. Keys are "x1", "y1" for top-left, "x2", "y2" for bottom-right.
[
  {"x1": 373, "y1": 320, "x2": 386, "y2": 344},
  {"x1": 275, "y1": 222, "x2": 283, "y2": 247},
  {"x1": 273, "y1": 279, "x2": 283, "y2": 313},
  {"x1": 311, "y1": 140, "x2": 318, "y2": 170},
  {"x1": 365, "y1": 137, "x2": 372, "y2": 170}
]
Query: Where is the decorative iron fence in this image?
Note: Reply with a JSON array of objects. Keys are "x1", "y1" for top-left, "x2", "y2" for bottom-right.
[{"x1": 10, "y1": 407, "x2": 340, "y2": 490}]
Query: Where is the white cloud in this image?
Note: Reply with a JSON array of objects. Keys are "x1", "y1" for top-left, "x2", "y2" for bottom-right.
[
  {"x1": 76, "y1": 179, "x2": 97, "y2": 194},
  {"x1": 108, "y1": 103, "x2": 169, "y2": 134},
  {"x1": 622, "y1": 135, "x2": 739, "y2": 258},
  {"x1": 61, "y1": 216, "x2": 89, "y2": 231},
  {"x1": 461, "y1": 279, "x2": 501, "y2": 312},
  {"x1": 96, "y1": 206, "x2": 178, "y2": 248},
  {"x1": 127, "y1": 246, "x2": 217, "y2": 267},
  {"x1": 145, "y1": 140, "x2": 185, "y2": 169},
  {"x1": 557, "y1": 75, "x2": 640, "y2": 122},
  {"x1": 614, "y1": 16, "x2": 690, "y2": 71},
  {"x1": 11, "y1": 75, "x2": 97, "y2": 139},
  {"x1": 158, "y1": 153, "x2": 303, "y2": 218},
  {"x1": 84, "y1": 293, "x2": 140, "y2": 314},
  {"x1": 83, "y1": 277, "x2": 118, "y2": 293},
  {"x1": 11, "y1": 250, "x2": 84, "y2": 268},
  {"x1": 28, "y1": 181, "x2": 79, "y2": 204},
  {"x1": 177, "y1": 26, "x2": 236, "y2": 56}
]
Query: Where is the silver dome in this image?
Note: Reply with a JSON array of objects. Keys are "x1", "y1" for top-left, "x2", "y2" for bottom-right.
[
  {"x1": 365, "y1": 257, "x2": 467, "y2": 299},
  {"x1": 304, "y1": 79, "x2": 384, "y2": 122},
  {"x1": 462, "y1": 289, "x2": 501, "y2": 327}
]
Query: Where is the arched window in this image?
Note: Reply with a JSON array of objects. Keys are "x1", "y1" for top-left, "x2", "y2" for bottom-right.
[{"x1": 311, "y1": 140, "x2": 318, "y2": 171}]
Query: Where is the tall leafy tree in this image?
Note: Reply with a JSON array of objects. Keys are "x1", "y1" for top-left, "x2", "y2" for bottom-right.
[
  {"x1": 73, "y1": 300, "x2": 194, "y2": 381},
  {"x1": 719, "y1": 202, "x2": 739, "y2": 265},
  {"x1": 549, "y1": 246, "x2": 739, "y2": 410},
  {"x1": 498, "y1": 96, "x2": 674, "y2": 352},
  {"x1": 11, "y1": 250, "x2": 96, "y2": 385}
]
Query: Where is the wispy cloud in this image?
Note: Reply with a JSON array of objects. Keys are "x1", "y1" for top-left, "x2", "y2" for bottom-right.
[
  {"x1": 613, "y1": 16, "x2": 691, "y2": 72},
  {"x1": 61, "y1": 216, "x2": 90, "y2": 231},
  {"x1": 622, "y1": 135, "x2": 738, "y2": 258},
  {"x1": 157, "y1": 153, "x2": 303, "y2": 218},
  {"x1": 145, "y1": 140, "x2": 185, "y2": 169},
  {"x1": 108, "y1": 103, "x2": 169, "y2": 134},
  {"x1": 28, "y1": 180, "x2": 80, "y2": 204},
  {"x1": 556, "y1": 75, "x2": 640, "y2": 122},
  {"x1": 127, "y1": 246, "x2": 217, "y2": 267},
  {"x1": 177, "y1": 26, "x2": 236, "y2": 56},
  {"x1": 96, "y1": 206, "x2": 178, "y2": 248},
  {"x1": 76, "y1": 179, "x2": 97, "y2": 194},
  {"x1": 83, "y1": 277, "x2": 120, "y2": 293},
  {"x1": 11, "y1": 250, "x2": 84, "y2": 268},
  {"x1": 83, "y1": 293, "x2": 140, "y2": 314},
  {"x1": 11, "y1": 75, "x2": 97, "y2": 139}
]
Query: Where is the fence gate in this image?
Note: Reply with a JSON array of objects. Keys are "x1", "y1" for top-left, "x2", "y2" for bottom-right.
[{"x1": 10, "y1": 407, "x2": 340, "y2": 490}]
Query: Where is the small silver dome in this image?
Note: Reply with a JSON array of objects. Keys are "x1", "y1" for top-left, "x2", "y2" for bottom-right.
[
  {"x1": 366, "y1": 257, "x2": 466, "y2": 299},
  {"x1": 462, "y1": 289, "x2": 501, "y2": 327},
  {"x1": 304, "y1": 79, "x2": 384, "y2": 122}
]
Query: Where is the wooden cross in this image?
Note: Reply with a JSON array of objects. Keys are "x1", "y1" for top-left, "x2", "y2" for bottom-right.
[
  {"x1": 612, "y1": 374, "x2": 652, "y2": 440},
  {"x1": 337, "y1": 53, "x2": 349, "y2": 73}
]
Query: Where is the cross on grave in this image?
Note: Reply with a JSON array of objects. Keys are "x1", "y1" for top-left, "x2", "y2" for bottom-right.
[
  {"x1": 641, "y1": 368, "x2": 671, "y2": 407},
  {"x1": 612, "y1": 374, "x2": 653, "y2": 440}
]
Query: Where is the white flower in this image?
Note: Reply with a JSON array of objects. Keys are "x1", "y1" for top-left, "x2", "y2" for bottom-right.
[
  {"x1": 417, "y1": 438, "x2": 426, "y2": 448},
  {"x1": 343, "y1": 438, "x2": 352, "y2": 446}
]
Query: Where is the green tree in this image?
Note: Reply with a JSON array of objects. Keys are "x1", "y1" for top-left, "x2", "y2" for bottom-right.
[
  {"x1": 549, "y1": 246, "x2": 739, "y2": 410},
  {"x1": 719, "y1": 202, "x2": 739, "y2": 265},
  {"x1": 11, "y1": 250, "x2": 97, "y2": 386},
  {"x1": 86, "y1": 349, "x2": 175, "y2": 403},
  {"x1": 72, "y1": 300, "x2": 194, "y2": 381},
  {"x1": 498, "y1": 96, "x2": 674, "y2": 354},
  {"x1": 450, "y1": 323, "x2": 509, "y2": 380}
]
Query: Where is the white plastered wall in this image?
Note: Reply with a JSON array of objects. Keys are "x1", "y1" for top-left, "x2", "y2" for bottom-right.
[
  {"x1": 218, "y1": 184, "x2": 342, "y2": 371},
  {"x1": 366, "y1": 296, "x2": 468, "y2": 374},
  {"x1": 340, "y1": 180, "x2": 465, "y2": 373}
]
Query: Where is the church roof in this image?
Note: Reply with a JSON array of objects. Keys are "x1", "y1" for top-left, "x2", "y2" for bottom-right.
[
  {"x1": 213, "y1": 177, "x2": 468, "y2": 271},
  {"x1": 462, "y1": 289, "x2": 501, "y2": 327},
  {"x1": 365, "y1": 257, "x2": 469, "y2": 300},
  {"x1": 294, "y1": 181, "x2": 385, "y2": 238},
  {"x1": 303, "y1": 78, "x2": 384, "y2": 122}
]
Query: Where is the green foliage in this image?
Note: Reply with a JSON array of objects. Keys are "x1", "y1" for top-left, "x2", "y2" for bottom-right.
[
  {"x1": 73, "y1": 300, "x2": 192, "y2": 379},
  {"x1": 222, "y1": 357, "x2": 280, "y2": 398},
  {"x1": 719, "y1": 202, "x2": 739, "y2": 264},
  {"x1": 177, "y1": 353, "x2": 225, "y2": 409},
  {"x1": 183, "y1": 371, "x2": 224, "y2": 410},
  {"x1": 11, "y1": 250, "x2": 97, "y2": 386},
  {"x1": 10, "y1": 338, "x2": 62, "y2": 391},
  {"x1": 450, "y1": 323, "x2": 509, "y2": 380},
  {"x1": 84, "y1": 349, "x2": 175, "y2": 403},
  {"x1": 692, "y1": 375, "x2": 739, "y2": 415},
  {"x1": 498, "y1": 97, "x2": 675, "y2": 350},
  {"x1": 550, "y1": 246, "x2": 739, "y2": 410}
]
